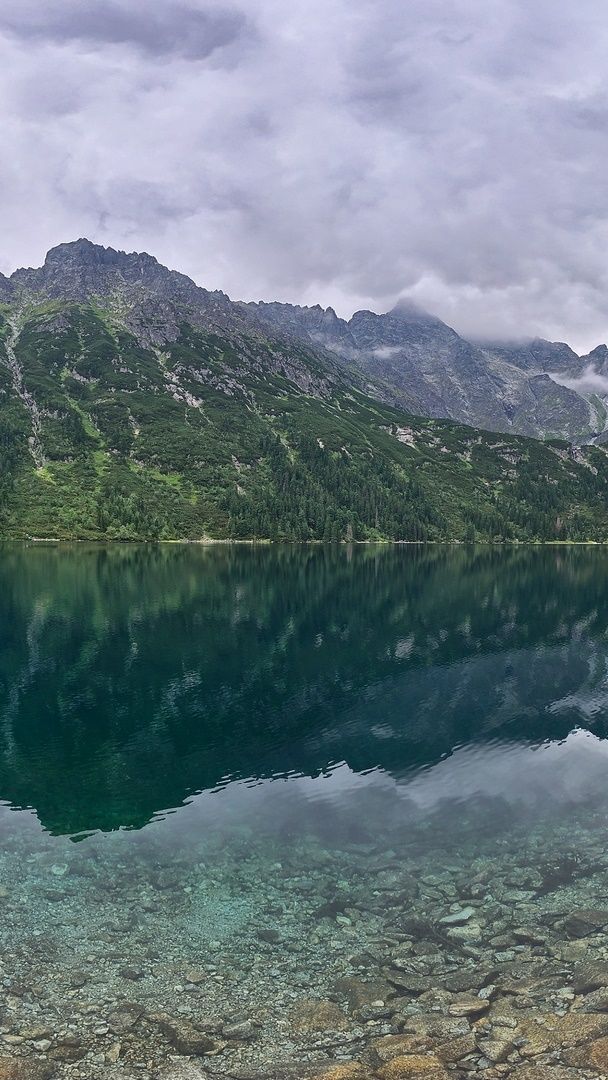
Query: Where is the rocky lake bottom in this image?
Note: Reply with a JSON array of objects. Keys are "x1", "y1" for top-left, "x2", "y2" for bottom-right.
[
  {"x1": 3, "y1": 543, "x2": 608, "y2": 1080},
  {"x1": 6, "y1": 751, "x2": 608, "y2": 1080}
]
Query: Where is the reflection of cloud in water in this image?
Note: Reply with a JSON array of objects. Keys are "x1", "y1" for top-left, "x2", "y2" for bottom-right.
[
  {"x1": 151, "y1": 729, "x2": 608, "y2": 846},
  {"x1": 403, "y1": 730, "x2": 608, "y2": 810}
]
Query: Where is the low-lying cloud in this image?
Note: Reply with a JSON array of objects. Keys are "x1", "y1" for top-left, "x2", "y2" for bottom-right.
[
  {"x1": 373, "y1": 346, "x2": 402, "y2": 360},
  {"x1": 552, "y1": 366, "x2": 608, "y2": 397}
]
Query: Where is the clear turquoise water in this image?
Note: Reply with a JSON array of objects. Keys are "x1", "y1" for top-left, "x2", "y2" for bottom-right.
[{"x1": 2, "y1": 544, "x2": 608, "y2": 1077}]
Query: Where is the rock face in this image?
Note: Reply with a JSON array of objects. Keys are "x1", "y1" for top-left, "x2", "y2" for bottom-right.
[
  {"x1": 581, "y1": 343, "x2": 608, "y2": 376},
  {"x1": 0, "y1": 272, "x2": 13, "y2": 302},
  {"x1": 480, "y1": 337, "x2": 584, "y2": 376},
  {"x1": 247, "y1": 297, "x2": 608, "y2": 442},
  {"x1": 248, "y1": 301, "x2": 354, "y2": 353}
]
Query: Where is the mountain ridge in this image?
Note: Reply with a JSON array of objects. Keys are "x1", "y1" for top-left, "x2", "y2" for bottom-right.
[
  {"x1": 6, "y1": 238, "x2": 608, "y2": 444},
  {"x1": 244, "y1": 296, "x2": 608, "y2": 442},
  {"x1": 2, "y1": 239, "x2": 608, "y2": 543}
]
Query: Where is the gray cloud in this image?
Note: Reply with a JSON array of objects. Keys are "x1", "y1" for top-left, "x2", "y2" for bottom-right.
[
  {"x1": 0, "y1": 0, "x2": 248, "y2": 60},
  {"x1": 1, "y1": 0, "x2": 608, "y2": 350}
]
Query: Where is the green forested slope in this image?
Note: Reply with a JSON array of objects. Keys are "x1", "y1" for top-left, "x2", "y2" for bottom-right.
[{"x1": 2, "y1": 298, "x2": 608, "y2": 542}]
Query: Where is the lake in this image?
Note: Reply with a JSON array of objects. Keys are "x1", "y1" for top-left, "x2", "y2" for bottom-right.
[{"x1": 1, "y1": 543, "x2": 608, "y2": 1079}]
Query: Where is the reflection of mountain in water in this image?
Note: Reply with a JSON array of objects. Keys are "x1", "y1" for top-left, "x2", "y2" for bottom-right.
[{"x1": 1, "y1": 543, "x2": 608, "y2": 835}]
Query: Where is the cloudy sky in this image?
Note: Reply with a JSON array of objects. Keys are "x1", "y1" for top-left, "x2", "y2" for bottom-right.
[{"x1": 1, "y1": 0, "x2": 608, "y2": 350}]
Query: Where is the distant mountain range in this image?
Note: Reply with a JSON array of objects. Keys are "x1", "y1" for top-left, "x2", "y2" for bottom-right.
[
  {"x1": 2, "y1": 239, "x2": 608, "y2": 542},
  {"x1": 245, "y1": 298, "x2": 608, "y2": 443}
]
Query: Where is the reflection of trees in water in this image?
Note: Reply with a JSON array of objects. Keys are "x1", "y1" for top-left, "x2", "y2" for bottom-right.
[{"x1": 0, "y1": 543, "x2": 607, "y2": 835}]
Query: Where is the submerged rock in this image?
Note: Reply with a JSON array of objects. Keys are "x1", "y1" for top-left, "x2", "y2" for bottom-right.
[
  {"x1": 434, "y1": 1033, "x2": 476, "y2": 1062},
  {"x1": 367, "y1": 1034, "x2": 430, "y2": 1065},
  {"x1": 375, "y1": 1053, "x2": 448, "y2": 1079},
  {"x1": 584, "y1": 1034, "x2": 608, "y2": 1071},
  {"x1": 508, "y1": 1069, "x2": 588, "y2": 1079},
  {"x1": 571, "y1": 960, "x2": 608, "y2": 993},
  {"x1": 447, "y1": 997, "x2": 490, "y2": 1017},
  {"x1": 185, "y1": 969, "x2": 206, "y2": 985},
  {"x1": 155, "y1": 1066, "x2": 209, "y2": 1080},
  {"x1": 309, "y1": 1067, "x2": 368, "y2": 1080},
  {"x1": 438, "y1": 906, "x2": 476, "y2": 925},
  {"x1": 0, "y1": 1062, "x2": 55, "y2": 1080},
  {"x1": 574, "y1": 988, "x2": 608, "y2": 1012},
  {"x1": 223, "y1": 1019, "x2": 255, "y2": 1041},
  {"x1": 151, "y1": 1014, "x2": 219, "y2": 1055},
  {"x1": 331, "y1": 976, "x2": 392, "y2": 1013},
  {"x1": 290, "y1": 999, "x2": 350, "y2": 1033},
  {"x1": 257, "y1": 929, "x2": 282, "y2": 944},
  {"x1": 108, "y1": 1002, "x2": 144, "y2": 1034},
  {"x1": 562, "y1": 909, "x2": 608, "y2": 938}
]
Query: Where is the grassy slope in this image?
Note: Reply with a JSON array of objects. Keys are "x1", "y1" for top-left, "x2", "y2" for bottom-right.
[{"x1": 1, "y1": 303, "x2": 608, "y2": 542}]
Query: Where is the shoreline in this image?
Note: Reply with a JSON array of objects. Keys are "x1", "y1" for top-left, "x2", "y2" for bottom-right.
[{"x1": 4, "y1": 537, "x2": 608, "y2": 547}]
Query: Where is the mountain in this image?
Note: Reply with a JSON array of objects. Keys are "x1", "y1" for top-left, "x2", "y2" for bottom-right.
[
  {"x1": 478, "y1": 337, "x2": 582, "y2": 375},
  {"x1": 246, "y1": 299, "x2": 607, "y2": 442},
  {"x1": 581, "y1": 343, "x2": 608, "y2": 376},
  {"x1": 2, "y1": 239, "x2": 608, "y2": 543},
  {"x1": 9, "y1": 237, "x2": 262, "y2": 343}
]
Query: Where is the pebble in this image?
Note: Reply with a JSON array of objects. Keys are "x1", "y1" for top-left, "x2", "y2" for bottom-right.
[
  {"x1": 3, "y1": 788, "x2": 608, "y2": 1080},
  {"x1": 438, "y1": 907, "x2": 476, "y2": 925}
]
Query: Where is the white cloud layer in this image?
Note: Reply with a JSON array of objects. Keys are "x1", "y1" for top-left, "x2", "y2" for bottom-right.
[
  {"x1": 552, "y1": 366, "x2": 608, "y2": 397},
  {"x1": 1, "y1": 0, "x2": 608, "y2": 350}
]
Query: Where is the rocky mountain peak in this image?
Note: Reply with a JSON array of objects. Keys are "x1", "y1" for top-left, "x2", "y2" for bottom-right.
[
  {"x1": 6, "y1": 239, "x2": 253, "y2": 344},
  {"x1": 386, "y1": 297, "x2": 443, "y2": 325},
  {"x1": 579, "y1": 343, "x2": 608, "y2": 378},
  {"x1": 585, "y1": 344, "x2": 608, "y2": 360},
  {"x1": 44, "y1": 238, "x2": 140, "y2": 266},
  {"x1": 11, "y1": 238, "x2": 178, "y2": 299},
  {"x1": 348, "y1": 303, "x2": 458, "y2": 350}
]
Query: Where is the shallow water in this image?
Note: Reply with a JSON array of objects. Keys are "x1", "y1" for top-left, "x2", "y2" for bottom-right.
[{"x1": 2, "y1": 544, "x2": 608, "y2": 1078}]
